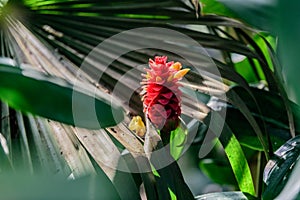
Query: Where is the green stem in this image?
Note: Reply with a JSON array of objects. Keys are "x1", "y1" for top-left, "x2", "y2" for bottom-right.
[{"x1": 257, "y1": 151, "x2": 267, "y2": 198}]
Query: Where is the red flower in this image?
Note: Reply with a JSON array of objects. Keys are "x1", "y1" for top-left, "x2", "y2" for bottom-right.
[{"x1": 141, "y1": 56, "x2": 189, "y2": 133}]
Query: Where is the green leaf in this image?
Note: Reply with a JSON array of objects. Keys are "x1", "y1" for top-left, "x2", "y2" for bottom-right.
[
  {"x1": 230, "y1": 86, "x2": 300, "y2": 133},
  {"x1": 222, "y1": 86, "x2": 300, "y2": 151},
  {"x1": 233, "y1": 56, "x2": 260, "y2": 83},
  {"x1": 0, "y1": 63, "x2": 125, "y2": 129},
  {"x1": 200, "y1": 0, "x2": 238, "y2": 18},
  {"x1": 169, "y1": 120, "x2": 188, "y2": 160},
  {"x1": 261, "y1": 34, "x2": 296, "y2": 137},
  {"x1": 234, "y1": 34, "x2": 276, "y2": 83},
  {"x1": 233, "y1": 29, "x2": 278, "y2": 92},
  {"x1": 263, "y1": 136, "x2": 300, "y2": 200},
  {"x1": 199, "y1": 159, "x2": 237, "y2": 186},
  {"x1": 226, "y1": 88, "x2": 270, "y2": 159},
  {"x1": 145, "y1": 119, "x2": 194, "y2": 200},
  {"x1": 225, "y1": 106, "x2": 289, "y2": 151},
  {"x1": 205, "y1": 112, "x2": 256, "y2": 196},
  {"x1": 226, "y1": 109, "x2": 287, "y2": 151},
  {"x1": 220, "y1": 125, "x2": 256, "y2": 196},
  {"x1": 141, "y1": 171, "x2": 161, "y2": 200},
  {"x1": 275, "y1": 1, "x2": 300, "y2": 105},
  {"x1": 217, "y1": 0, "x2": 276, "y2": 32},
  {"x1": 156, "y1": 161, "x2": 194, "y2": 200}
]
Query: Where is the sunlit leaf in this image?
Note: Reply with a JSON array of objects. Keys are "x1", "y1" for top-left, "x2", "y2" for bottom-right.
[
  {"x1": 220, "y1": 124, "x2": 256, "y2": 195},
  {"x1": 205, "y1": 112, "x2": 255, "y2": 195},
  {"x1": 169, "y1": 120, "x2": 188, "y2": 160},
  {"x1": 200, "y1": 0, "x2": 238, "y2": 18}
]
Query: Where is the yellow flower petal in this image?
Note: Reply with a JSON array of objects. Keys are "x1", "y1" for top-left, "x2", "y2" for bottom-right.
[
  {"x1": 167, "y1": 74, "x2": 174, "y2": 82},
  {"x1": 174, "y1": 68, "x2": 190, "y2": 79},
  {"x1": 129, "y1": 116, "x2": 146, "y2": 137},
  {"x1": 171, "y1": 62, "x2": 182, "y2": 71},
  {"x1": 146, "y1": 72, "x2": 151, "y2": 79}
]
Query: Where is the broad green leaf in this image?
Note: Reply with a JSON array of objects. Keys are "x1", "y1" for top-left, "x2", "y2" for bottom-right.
[
  {"x1": 217, "y1": 0, "x2": 277, "y2": 32},
  {"x1": 219, "y1": 124, "x2": 256, "y2": 196},
  {"x1": 275, "y1": 1, "x2": 300, "y2": 105},
  {"x1": 205, "y1": 112, "x2": 256, "y2": 196},
  {"x1": 263, "y1": 136, "x2": 300, "y2": 200},
  {"x1": 0, "y1": 63, "x2": 125, "y2": 129}
]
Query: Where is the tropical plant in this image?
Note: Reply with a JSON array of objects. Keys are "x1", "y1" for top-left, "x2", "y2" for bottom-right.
[{"x1": 0, "y1": 0, "x2": 299, "y2": 199}]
